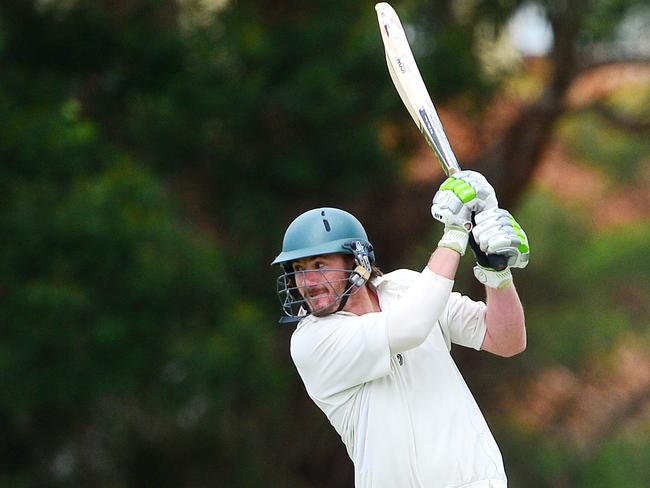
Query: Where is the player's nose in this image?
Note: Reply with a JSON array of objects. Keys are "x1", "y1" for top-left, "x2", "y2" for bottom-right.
[
  {"x1": 294, "y1": 270, "x2": 315, "y2": 287},
  {"x1": 302, "y1": 270, "x2": 323, "y2": 286}
]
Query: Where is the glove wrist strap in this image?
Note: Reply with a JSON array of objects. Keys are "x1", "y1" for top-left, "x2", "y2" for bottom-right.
[
  {"x1": 438, "y1": 227, "x2": 469, "y2": 256},
  {"x1": 473, "y1": 265, "x2": 513, "y2": 289}
]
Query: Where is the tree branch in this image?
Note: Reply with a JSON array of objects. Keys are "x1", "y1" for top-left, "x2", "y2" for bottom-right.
[
  {"x1": 578, "y1": 53, "x2": 650, "y2": 74},
  {"x1": 589, "y1": 103, "x2": 650, "y2": 134}
]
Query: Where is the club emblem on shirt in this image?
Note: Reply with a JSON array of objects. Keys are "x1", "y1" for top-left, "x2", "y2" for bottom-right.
[{"x1": 396, "y1": 353, "x2": 404, "y2": 366}]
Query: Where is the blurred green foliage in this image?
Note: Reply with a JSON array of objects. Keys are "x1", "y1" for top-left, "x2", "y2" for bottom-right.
[{"x1": 560, "y1": 111, "x2": 650, "y2": 181}]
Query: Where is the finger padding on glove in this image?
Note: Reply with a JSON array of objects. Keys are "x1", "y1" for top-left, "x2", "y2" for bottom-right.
[
  {"x1": 431, "y1": 182, "x2": 473, "y2": 229},
  {"x1": 472, "y1": 208, "x2": 530, "y2": 269},
  {"x1": 431, "y1": 170, "x2": 498, "y2": 229},
  {"x1": 452, "y1": 170, "x2": 498, "y2": 212}
]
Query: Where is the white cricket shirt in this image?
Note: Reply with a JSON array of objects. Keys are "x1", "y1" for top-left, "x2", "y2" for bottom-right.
[{"x1": 290, "y1": 268, "x2": 507, "y2": 488}]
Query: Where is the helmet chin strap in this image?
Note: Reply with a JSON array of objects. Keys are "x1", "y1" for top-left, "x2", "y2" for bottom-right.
[{"x1": 335, "y1": 241, "x2": 373, "y2": 313}]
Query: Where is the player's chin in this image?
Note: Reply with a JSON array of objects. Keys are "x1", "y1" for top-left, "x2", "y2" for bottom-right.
[{"x1": 309, "y1": 296, "x2": 341, "y2": 317}]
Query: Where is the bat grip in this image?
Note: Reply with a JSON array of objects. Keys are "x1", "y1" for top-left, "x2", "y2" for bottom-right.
[{"x1": 468, "y1": 213, "x2": 508, "y2": 272}]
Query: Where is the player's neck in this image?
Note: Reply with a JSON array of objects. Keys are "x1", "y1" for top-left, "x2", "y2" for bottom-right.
[{"x1": 343, "y1": 284, "x2": 381, "y2": 316}]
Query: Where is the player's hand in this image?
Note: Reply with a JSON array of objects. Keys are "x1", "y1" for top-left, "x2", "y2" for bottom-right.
[
  {"x1": 472, "y1": 208, "x2": 530, "y2": 268},
  {"x1": 431, "y1": 171, "x2": 498, "y2": 228},
  {"x1": 471, "y1": 208, "x2": 530, "y2": 288},
  {"x1": 431, "y1": 171, "x2": 497, "y2": 255}
]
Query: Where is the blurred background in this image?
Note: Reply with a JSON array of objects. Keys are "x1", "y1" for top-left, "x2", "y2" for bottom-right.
[{"x1": 1, "y1": 0, "x2": 650, "y2": 486}]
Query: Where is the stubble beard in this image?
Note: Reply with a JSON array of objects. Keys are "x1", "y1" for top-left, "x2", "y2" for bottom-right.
[{"x1": 304, "y1": 280, "x2": 346, "y2": 317}]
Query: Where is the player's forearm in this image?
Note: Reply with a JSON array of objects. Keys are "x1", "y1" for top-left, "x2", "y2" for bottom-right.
[
  {"x1": 388, "y1": 166, "x2": 484, "y2": 354},
  {"x1": 481, "y1": 284, "x2": 526, "y2": 357},
  {"x1": 387, "y1": 248, "x2": 458, "y2": 354},
  {"x1": 426, "y1": 246, "x2": 461, "y2": 279}
]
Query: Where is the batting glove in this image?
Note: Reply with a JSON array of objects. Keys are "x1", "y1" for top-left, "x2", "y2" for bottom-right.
[
  {"x1": 471, "y1": 208, "x2": 530, "y2": 288},
  {"x1": 431, "y1": 171, "x2": 498, "y2": 256}
]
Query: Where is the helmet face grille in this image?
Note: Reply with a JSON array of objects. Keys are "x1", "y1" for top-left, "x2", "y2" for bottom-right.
[{"x1": 276, "y1": 269, "x2": 361, "y2": 319}]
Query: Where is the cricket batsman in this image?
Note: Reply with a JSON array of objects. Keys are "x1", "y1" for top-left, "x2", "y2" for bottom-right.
[{"x1": 272, "y1": 171, "x2": 529, "y2": 487}]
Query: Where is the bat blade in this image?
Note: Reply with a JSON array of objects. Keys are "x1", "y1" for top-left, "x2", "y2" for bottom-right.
[
  {"x1": 375, "y1": 2, "x2": 461, "y2": 176},
  {"x1": 375, "y1": 3, "x2": 509, "y2": 272}
]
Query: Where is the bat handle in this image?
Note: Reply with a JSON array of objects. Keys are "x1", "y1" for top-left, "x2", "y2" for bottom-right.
[
  {"x1": 468, "y1": 213, "x2": 508, "y2": 272},
  {"x1": 485, "y1": 252, "x2": 508, "y2": 272}
]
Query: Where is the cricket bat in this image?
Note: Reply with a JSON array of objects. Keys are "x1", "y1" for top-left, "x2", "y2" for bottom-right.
[{"x1": 375, "y1": 2, "x2": 507, "y2": 271}]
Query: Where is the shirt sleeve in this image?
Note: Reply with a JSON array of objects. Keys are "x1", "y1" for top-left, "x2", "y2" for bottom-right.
[
  {"x1": 438, "y1": 292, "x2": 487, "y2": 350},
  {"x1": 290, "y1": 313, "x2": 392, "y2": 401},
  {"x1": 385, "y1": 267, "x2": 454, "y2": 353}
]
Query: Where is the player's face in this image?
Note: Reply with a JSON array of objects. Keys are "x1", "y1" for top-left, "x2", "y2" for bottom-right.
[{"x1": 292, "y1": 254, "x2": 351, "y2": 316}]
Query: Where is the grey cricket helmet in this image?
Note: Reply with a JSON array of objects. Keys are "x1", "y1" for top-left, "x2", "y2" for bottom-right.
[
  {"x1": 272, "y1": 207, "x2": 375, "y2": 267},
  {"x1": 272, "y1": 207, "x2": 375, "y2": 324}
]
